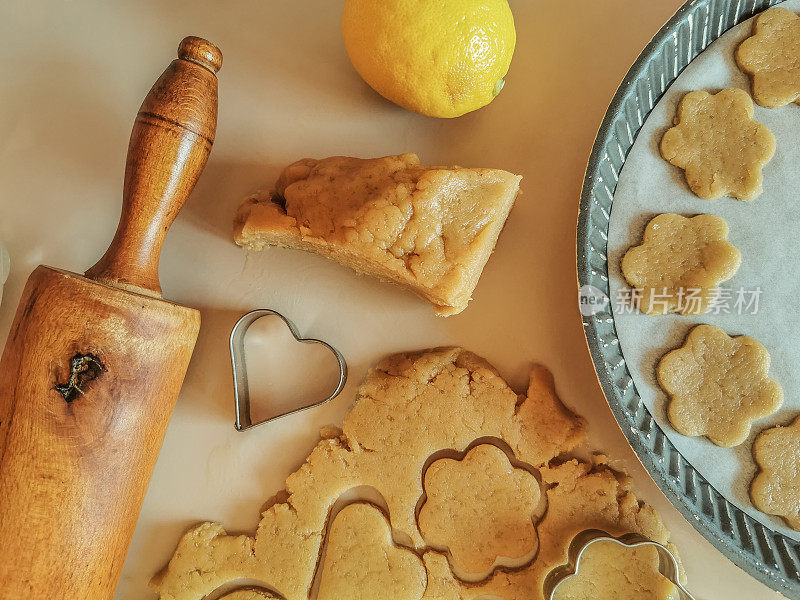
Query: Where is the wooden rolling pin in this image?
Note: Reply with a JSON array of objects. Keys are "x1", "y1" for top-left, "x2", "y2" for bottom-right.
[{"x1": 0, "y1": 36, "x2": 221, "y2": 599}]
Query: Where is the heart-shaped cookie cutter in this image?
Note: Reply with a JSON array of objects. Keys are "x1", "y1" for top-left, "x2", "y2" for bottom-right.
[
  {"x1": 544, "y1": 529, "x2": 696, "y2": 600},
  {"x1": 230, "y1": 309, "x2": 347, "y2": 431}
]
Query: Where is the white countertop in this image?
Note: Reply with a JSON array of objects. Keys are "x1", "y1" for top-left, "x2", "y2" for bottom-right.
[{"x1": 0, "y1": 1, "x2": 785, "y2": 598}]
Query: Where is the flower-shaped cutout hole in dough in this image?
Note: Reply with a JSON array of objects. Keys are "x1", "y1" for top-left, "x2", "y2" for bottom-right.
[
  {"x1": 750, "y1": 416, "x2": 800, "y2": 531},
  {"x1": 660, "y1": 88, "x2": 775, "y2": 200},
  {"x1": 657, "y1": 325, "x2": 783, "y2": 448},
  {"x1": 417, "y1": 443, "x2": 543, "y2": 578},
  {"x1": 621, "y1": 214, "x2": 741, "y2": 315},
  {"x1": 317, "y1": 503, "x2": 426, "y2": 600},
  {"x1": 737, "y1": 7, "x2": 800, "y2": 108}
]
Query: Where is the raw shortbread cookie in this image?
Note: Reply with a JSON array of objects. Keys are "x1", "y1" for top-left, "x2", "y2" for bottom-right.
[
  {"x1": 660, "y1": 88, "x2": 775, "y2": 200},
  {"x1": 233, "y1": 154, "x2": 521, "y2": 316},
  {"x1": 657, "y1": 324, "x2": 783, "y2": 447},
  {"x1": 152, "y1": 349, "x2": 676, "y2": 600},
  {"x1": 317, "y1": 503, "x2": 426, "y2": 600},
  {"x1": 620, "y1": 214, "x2": 741, "y2": 315},
  {"x1": 418, "y1": 444, "x2": 541, "y2": 575},
  {"x1": 750, "y1": 416, "x2": 800, "y2": 531},
  {"x1": 551, "y1": 540, "x2": 678, "y2": 600},
  {"x1": 737, "y1": 7, "x2": 800, "y2": 108}
]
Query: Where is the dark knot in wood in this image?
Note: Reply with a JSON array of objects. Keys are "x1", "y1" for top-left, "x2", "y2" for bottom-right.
[{"x1": 55, "y1": 353, "x2": 106, "y2": 403}]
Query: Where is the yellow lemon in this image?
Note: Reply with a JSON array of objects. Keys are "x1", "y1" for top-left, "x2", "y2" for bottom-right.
[{"x1": 342, "y1": 0, "x2": 516, "y2": 118}]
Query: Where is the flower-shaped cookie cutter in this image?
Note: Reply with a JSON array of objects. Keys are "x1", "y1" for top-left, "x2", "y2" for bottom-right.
[
  {"x1": 230, "y1": 309, "x2": 347, "y2": 431},
  {"x1": 544, "y1": 529, "x2": 695, "y2": 600}
]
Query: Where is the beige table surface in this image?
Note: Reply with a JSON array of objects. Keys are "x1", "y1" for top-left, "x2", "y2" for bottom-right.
[{"x1": 0, "y1": 1, "x2": 787, "y2": 598}]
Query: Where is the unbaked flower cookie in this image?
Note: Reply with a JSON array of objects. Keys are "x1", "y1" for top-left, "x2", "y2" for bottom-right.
[
  {"x1": 660, "y1": 88, "x2": 775, "y2": 200},
  {"x1": 417, "y1": 443, "x2": 541, "y2": 575},
  {"x1": 657, "y1": 325, "x2": 783, "y2": 447},
  {"x1": 737, "y1": 7, "x2": 800, "y2": 108},
  {"x1": 750, "y1": 416, "x2": 800, "y2": 531},
  {"x1": 620, "y1": 214, "x2": 741, "y2": 315}
]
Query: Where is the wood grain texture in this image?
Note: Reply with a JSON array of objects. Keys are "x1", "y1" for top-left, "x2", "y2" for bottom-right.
[
  {"x1": 0, "y1": 36, "x2": 219, "y2": 599},
  {"x1": 0, "y1": 267, "x2": 200, "y2": 598}
]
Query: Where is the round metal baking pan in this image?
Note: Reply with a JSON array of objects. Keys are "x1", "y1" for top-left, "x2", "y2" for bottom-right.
[{"x1": 576, "y1": 0, "x2": 799, "y2": 596}]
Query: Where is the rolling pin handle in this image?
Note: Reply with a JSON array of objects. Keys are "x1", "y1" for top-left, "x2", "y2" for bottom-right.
[{"x1": 85, "y1": 36, "x2": 222, "y2": 297}]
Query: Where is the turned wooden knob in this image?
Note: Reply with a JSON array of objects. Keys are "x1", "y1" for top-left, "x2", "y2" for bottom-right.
[{"x1": 178, "y1": 36, "x2": 223, "y2": 73}]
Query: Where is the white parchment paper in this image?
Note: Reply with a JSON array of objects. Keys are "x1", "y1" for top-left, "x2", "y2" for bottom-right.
[{"x1": 608, "y1": 0, "x2": 800, "y2": 539}]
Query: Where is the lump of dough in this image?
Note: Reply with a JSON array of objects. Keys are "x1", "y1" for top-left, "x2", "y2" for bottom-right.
[{"x1": 234, "y1": 154, "x2": 521, "y2": 316}]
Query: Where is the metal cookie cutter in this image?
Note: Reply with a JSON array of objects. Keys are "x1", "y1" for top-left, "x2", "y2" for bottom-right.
[
  {"x1": 230, "y1": 309, "x2": 348, "y2": 431},
  {"x1": 544, "y1": 530, "x2": 696, "y2": 600}
]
